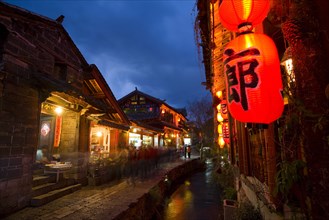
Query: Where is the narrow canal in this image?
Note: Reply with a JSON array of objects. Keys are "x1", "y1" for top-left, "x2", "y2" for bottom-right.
[{"x1": 163, "y1": 159, "x2": 223, "y2": 220}]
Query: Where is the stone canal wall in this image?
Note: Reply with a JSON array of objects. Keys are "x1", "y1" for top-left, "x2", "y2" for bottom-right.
[{"x1": 113, "y1": 158, "x2": 204, "y2": 220}]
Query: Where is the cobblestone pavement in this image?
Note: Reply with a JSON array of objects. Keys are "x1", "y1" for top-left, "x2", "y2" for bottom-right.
[{"x1": 4, "y1": 156, "x2": 198, "y2": 220}]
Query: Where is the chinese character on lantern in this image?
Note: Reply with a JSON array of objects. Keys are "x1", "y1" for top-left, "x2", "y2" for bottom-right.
[
  {"x1": 223, "y1": 33, "x2": 283, "y2": 123},
  {"x1": 219, "y1": 0, "x2": 284, "y2": 124}
]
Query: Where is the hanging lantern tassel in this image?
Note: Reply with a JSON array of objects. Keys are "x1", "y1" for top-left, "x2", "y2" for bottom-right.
[{"x1": 223, "y1": 33, "x2": 284, "y2": 123}]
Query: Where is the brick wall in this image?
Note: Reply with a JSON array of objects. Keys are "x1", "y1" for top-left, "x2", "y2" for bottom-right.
[
  {"x1": 0, "y1": 77, "x2": 39, "y2": 216},
  {"x1": 0, "y1": 7, "x2": 86, "y2": 92},
  {"x1": 0, "y1": 4, "x2": 88, "y2": 215}
]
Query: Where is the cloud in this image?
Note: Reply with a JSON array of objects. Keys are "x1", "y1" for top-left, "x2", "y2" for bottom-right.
[{"x1": 6, "y1": 0, "x2": 208, "y2": 108}]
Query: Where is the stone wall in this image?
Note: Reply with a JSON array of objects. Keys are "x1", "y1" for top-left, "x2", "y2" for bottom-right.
[
  {"x1": 0, "y1": 76, "x2": 39, "y2": 216},
  {"x1": 0, "y1": 3, "x2": 88, "y2": 216},
  {"x1": 0, "y1": 7, "x2": 85, "y2": 90},
  {"x1": 113, "y1": 159, "x2": 204, "y2": 220}
]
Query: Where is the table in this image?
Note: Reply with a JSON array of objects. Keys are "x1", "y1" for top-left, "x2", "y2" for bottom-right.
[{"x1": 44, "y1": 163, "x2": 72, "y2": 182}]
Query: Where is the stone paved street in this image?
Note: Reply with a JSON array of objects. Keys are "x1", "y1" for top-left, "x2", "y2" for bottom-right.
[{"x1": 4, "y1": 157, "x2": 198, "y2": 220}]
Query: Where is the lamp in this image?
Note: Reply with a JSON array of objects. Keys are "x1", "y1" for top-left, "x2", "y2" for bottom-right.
[
  {"x1": 54, "y1": 107, "x2": 63, "y2": 115},
  {"x1": 96, "y1": 131, "x2": 102, "y2": 137},
  {"x1": 281, "y1": 47, "x2": 295, "y2": 83}
]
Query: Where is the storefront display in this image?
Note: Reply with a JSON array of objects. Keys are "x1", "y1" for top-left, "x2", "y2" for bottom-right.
[
  {"x1": 129, "y1": 133, "x2": 142, "y2": 148},
  {"x1": 142, "y1": 135, "x2": 153, "y2": 147},
  {"x1": 90, "y1": 125, "x2": 111, "y2": 161}
]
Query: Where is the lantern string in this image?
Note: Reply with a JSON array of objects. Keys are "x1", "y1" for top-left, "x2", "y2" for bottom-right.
[{"x1": 237, "y1": 23, "x2": 253, "y2": 36}]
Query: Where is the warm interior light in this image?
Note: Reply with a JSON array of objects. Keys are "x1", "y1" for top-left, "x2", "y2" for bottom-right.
[
  {"x1": 96, "y1": 131, "x2": 102, "y2": 137},
  {"x1": 282, "y1": 58, "x2": 295, "y2": 82},
  {"x1": 218, "y1": 125, "x2": 223, "y2": 134},
  {"x1": 219, "y1": 137, "x2": 225, "y2": 148},
  {"x1": 133, "y1": 128, "x2": 137, "y2": 133},
  {"x1": 217, "y1": 113, "x2": 224, "y2": 122},
  {"x1": 161, "y1": 109, "x2": 165, "y2": 114},
  {"x1": 216, "y1": 91, "x2": 222, "y2": 98},
  {"x1": 54, "y1": 107, "x2": 63, "y2": 115},
  {"x1": 217, "y1": 104, "x2": 221, "y2": 111}
]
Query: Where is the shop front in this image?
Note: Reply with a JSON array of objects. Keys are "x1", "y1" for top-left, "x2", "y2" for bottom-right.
[
  {"x1": 36, "y1": 99, "x2": 81, "y2": 165},
  {"x1": 129, "y1": 132, "x2": 142, "y2": 148},
  {"x1": 88, "y1": 117, "x2": 129, "y2": 162},
  {"x1": 89, "y1": 123, "x2": 111, "y2": 161},
  {"x1": 128, "y1": 132, "x2": 155, "y2": 148},
  {"x1": 128, "y1": 122, "x2": 162, "y2": 149},
  {"x1": 33, "y1": 91, "x2": 92, "y2": 185},
  {"x1": 163, "y1": 128, "x2": 184, "y2": 148}
]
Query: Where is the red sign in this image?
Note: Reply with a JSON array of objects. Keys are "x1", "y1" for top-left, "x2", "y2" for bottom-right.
[
  {"x1": 223, "y1": 33, "x2": 284, "y2": 124},
  {"x1": 220, "y1": 100, "x2": 228, "y2": 119},
  {"x1": 54, "y1": 116, "x2": 62, "y2": 147},
  {"x1": 222, "y1": 121, "x2": 230, "y2": 144}
]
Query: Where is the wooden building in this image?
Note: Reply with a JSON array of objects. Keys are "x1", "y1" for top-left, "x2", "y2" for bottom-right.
[
  {"x1": 118, "y1": 88, "x2": 188, "y2": 148},
  {"x1": 0, "y1": 2, "x2": 129, "y2": 215},
  {"x1": 196, "y1": 0, "x2": 329, "y2": 219}
]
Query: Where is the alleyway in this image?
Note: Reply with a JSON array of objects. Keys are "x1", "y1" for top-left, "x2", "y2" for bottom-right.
[{"x1": 4, "y1": 155, "x2": 199, "y2": 220}]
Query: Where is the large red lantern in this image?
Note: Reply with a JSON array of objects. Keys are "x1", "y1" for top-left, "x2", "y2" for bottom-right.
[
  {"x1": 218, "y1": 0, "x2": 270, "y2": 32},
  {"x1": 223, "y1": 33, "x2": 284, "y2": 124}
]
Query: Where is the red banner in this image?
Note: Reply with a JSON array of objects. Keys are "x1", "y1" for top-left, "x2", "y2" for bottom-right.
[{"x1": 54, "y1": 116, "x2": 62, "y2": 147}]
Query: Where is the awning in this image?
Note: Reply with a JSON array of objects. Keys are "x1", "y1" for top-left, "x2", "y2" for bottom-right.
[{"x1": 98, "y1": 119, "x2": 130, "y2": 131}]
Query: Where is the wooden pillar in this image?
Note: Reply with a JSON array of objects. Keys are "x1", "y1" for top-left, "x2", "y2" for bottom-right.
[
  {"x1": 264, "y1": 124, "x2": 276, "y2": 195},
  {"x1": 78, "y1": 115, "x2": 90, "y2": 153}
]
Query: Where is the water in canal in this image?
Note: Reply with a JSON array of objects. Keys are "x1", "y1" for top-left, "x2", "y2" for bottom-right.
[{"x1": 163, "y1": 159, "x2": 223, "y2": 220}]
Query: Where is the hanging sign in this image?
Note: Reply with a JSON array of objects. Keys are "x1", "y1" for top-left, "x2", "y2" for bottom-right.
[
  {"x1": 220, "y1": 100, "x2": 228, "y2": 119},
  {"x1": 222, "y1": 120, "x2": 230, "y2": 144},
  {"x1": 54, "y1": 116, "x2": 62, "y2": 147}
]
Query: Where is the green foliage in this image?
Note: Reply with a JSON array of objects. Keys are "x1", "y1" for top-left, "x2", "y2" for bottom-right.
[
  {"x1": 274, "y1": 160, "x2": 306, "y2": 197},
  {"x1": 224, "y1": 187, "x2": 237, "y2": 200},
  {"x1": 149, "y1": 185, "x2": 161, "y2": 202},
  {"x1": 236, "y1": 201, "x2": 263, "y2": 220},
  {"x1": 217, "y1": 162, "x2": 235, "y2": 190}
]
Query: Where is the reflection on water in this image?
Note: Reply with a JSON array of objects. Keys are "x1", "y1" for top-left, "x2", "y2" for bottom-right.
[{"x1": 163, "y1": 159, "x2": 222, "y2": 220}]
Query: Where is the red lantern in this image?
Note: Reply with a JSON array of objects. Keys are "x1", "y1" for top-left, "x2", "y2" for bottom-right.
[
  {"x1": 223, "y1": 33, "x2": 284, "y2": 124},
  {"x1": 222, "y1": 121, "x2": 230, "y2": 144},
  {"x1": 219, "y1": 0, "x2": 270, "y2": 32},
  {"x1": 220, "y1": 100, "x2": 228, "y2": 119}
]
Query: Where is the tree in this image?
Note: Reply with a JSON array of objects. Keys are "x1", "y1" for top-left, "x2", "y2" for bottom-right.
[{"x1": 187, "y1": 95, "x2": 214, "y2": 147}]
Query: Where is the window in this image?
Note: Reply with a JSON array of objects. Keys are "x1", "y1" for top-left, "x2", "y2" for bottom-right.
[
  {"x1": 139, "y1": 96, "x2": 146, "y2": 104},
  {"x1": 54, "y1": 63, "x2": 67, "y2": 81}
]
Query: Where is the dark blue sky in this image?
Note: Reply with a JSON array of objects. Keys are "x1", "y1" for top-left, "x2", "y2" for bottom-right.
[{"x1": 5, "y1": 0, "x2": 209, "y2": 108}]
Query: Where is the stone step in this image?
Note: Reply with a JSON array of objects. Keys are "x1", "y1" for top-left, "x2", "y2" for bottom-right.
[
  {"x1": 32, "y1": 179, "x2": 76, "y2": 197},
  {"x1": 30, "y1": 184, "x2": 82, "y2": 207},
  {"x1": 32, "y1": 182, "x2": 56, "y2": 197},
  {"x1": 32, "y1": 175, "x2": 55, "y2": 187}
]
